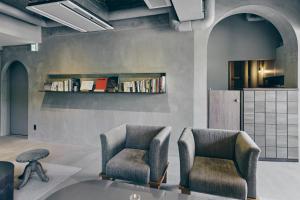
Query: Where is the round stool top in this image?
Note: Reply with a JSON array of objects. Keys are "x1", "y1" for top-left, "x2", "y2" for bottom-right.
[
  {"x1": 16, "y1": 149, "x2": 49, "y2": 163},
  {"x1": 0, "y1": 161, "x2": 14, "y2": 179}
]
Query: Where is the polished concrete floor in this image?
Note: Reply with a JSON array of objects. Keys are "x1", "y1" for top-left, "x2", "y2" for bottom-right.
[{"x1": 0, "y1": 136, "x2": 300, "y2": 200}]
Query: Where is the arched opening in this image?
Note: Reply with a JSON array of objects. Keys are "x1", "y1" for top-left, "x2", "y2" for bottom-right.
[
  {"x1": 1, "y1": 61, "x2": 28, "y2": 136},
  {"x1": 208, "y1": 13, "x2": 287, "y2": 90},
  {"x1": 206, "y1": 7, "x2": 299, "y2": 160}
]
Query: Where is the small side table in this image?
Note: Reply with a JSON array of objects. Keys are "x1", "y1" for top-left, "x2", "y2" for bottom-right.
[{"x1": 16, "y1": 149, "x2": 50, "y2": 189}]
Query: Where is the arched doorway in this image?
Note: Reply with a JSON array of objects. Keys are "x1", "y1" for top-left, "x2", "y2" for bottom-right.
[
  {"x1": 208, "y1": 13, "x2": 285, "y2": 90},
  {"x1": 206, "y1": 6, "x2": 299, "y2": 160},
  {"x1": 1, "y1": 61, "x2": 28, "y2": 136}
]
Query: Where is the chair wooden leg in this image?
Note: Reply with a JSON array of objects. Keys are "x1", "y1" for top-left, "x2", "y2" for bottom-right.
[
  {"x1": 99, "y1": 172, "x2": 110, "y2": 180},
  {"x1": 179, "y1": 186, "x2": 191, "y2": 195},
  {"x1": 149, "y1": 182, "x2": 160, "y2": 189},
  {"x1": 162, "y1": 171, "x2": 167, "y2": 183},
  {"x1": 247, "y1": 197, "x2": 259, "y2": 200}
]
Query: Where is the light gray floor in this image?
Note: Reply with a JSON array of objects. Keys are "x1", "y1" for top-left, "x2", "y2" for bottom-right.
[{"x1": 0, "y1": 136, "x2": 300, "y2": 200}]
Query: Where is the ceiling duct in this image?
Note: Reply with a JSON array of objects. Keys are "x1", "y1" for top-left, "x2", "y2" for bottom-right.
[
  {"x1": 172, "y1": 0, "x2": 204, "y2": 21},
  {"x1": 26, "y1": 0, "x2": 113, "y2": 32},
  {"x1": 144, "y1": 0, "x2": 172, "y2": 9}
]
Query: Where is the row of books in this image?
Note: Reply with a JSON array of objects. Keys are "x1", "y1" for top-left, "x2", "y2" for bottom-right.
[
  {"x1": 44, "y1": 78, "x2": 80, "y2": 92},
  {"x1": 119, "y1": 76, "x2": 166, "y2": 93},
  {"x1": 43, "y1": 76, "x2": 166, "y2": 93}
]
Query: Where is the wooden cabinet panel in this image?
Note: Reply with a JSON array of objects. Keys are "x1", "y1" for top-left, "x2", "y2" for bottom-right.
[
  {"x1": 255, "y1": 135, "x2": 265, "y2": 147},
  {"x1": 277, "y1": 124, "x2": 287, "y2": 135},
  {"x1": 255, "y1": 113, "x2": 265, "y2": 124},
  {"x1": 266, "y1": 147, "x2": 276, "y2": 158},
  {"x1": 255, "y1": 124, "x2": 265, "y2": 135},
  {"x1": 266, "y1": 113, "x2": 276, "y2": 124},
  {"x1": 277, "y1": 148, "x2": 287, "y2": 158},
  {"x1": 288, "y1": 136, "x2": 298, "y2": 148},
  {"x1": 244, "y1": 102, "x2": 254, "y2": 113},
  {"x1": 288, "y1": 114, "x2": 298, "y2": 125},
  {"x1": 277, "y1": 102, "x2": 287, "y2": 113},
  {"x1": 266, "y1": 91, "x2": 276, "y2": 102},
  {"x1": 255, "y1": 91, "x2": 265, "y2": 101},
  {"x1": 288, "y1": 147, "x2": 298, "y2": 159},
  {"x1": 243, "y1": 89, "x2": 298, "y2": 161},
  {"x1": 255, "y1": 101, "x2": 265, "y2": 113},
  {"x1": 288, "y1": 125, "x2": 298, "y2": 136},
  {"x1": 277, "y1": 135, "x2": 287, "y2": 147},
  {"x1": 244, "y1": 113, "x2": 254, "y2": 124},
  {"x1": 244, "y1": 91, "x2": 254, "y2": 101},
  {"x1": 288, "y1": 91, "x2": 298, "y2": 102},
  {"x1": 266, "y1": 101, "x2": 276, "y2": 113},
  {"x1": 288, "y1": 102, "x2": 298, "y2": 114},
  {"x1": 266, "y1": 135, "x2": 276, "y2": 146},
  {"x1": 244, "y1": 123, "x2": 254, "y2": 135},
  {"x1": 277, "y1": 114, "x2": 287, "y2": 124},
  {"x1": 266, "y1": 124, "x2": 276, "y2": 135},
  {"x1": 277, "y1": 91, "x2": 287, "y2": 101}
]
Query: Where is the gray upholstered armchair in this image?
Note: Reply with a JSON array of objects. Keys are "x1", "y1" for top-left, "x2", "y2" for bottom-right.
[
  {"x1": 178, "y1": 128, "x2": 260, "y2": 200},
  {"x1": 100, "y1": 124, "x2": 171, "y2": 188}
]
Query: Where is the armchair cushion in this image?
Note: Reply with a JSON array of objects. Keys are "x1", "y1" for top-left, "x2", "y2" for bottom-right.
[
  {"x1": 106, "y1": 148, "x2": 150, "y2": 184},
  {"x1": 125, "y1": 125, "x2": 164, "y2": 150},
  {"x1": 189, "y1": 156, "x2": 247, "y2": 200},
  {"x1": 192, "y1": 129, "x2": 239, "y2": 160}
]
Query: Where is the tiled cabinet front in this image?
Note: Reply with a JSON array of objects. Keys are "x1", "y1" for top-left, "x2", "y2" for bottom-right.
[{"x1": 243, "y1": 89, "x2": 298, "y2": 160}]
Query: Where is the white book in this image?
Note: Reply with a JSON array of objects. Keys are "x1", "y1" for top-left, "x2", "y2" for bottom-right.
[
  {"x1": 132, "y1": 81, "x2": 135, "y2": 92},
  {"x1": 80, "y1": 80, "x2": 94, "y2": 91},
  {"x1": 160, "y1": 76, "x2": 166, "y2": 93},
  {"x1": 64, "y1": 80, "x2": 68, "y2": 92},
  {"x1": 51, "y1": 82, "x2": 58, "y2": 91},
  {"x1": 58, "y1": 81, "x2": 64, "y2": 92}
]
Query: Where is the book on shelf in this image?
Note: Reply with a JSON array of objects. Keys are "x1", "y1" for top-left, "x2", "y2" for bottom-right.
[
  {"x1": 107, "y1": 76, "x2": 119, "y2": 92},
  {"x1": 43, "y1": 73, "x2": 166, "y2": 94},
  {"x1": 80, "y1": 80, "x2": 94, "y2": 92},
  {"x1": 160, "y1": 76, "x2": 166, "y2": 93},
  {"x1": 43, "y1": 82, "x2": 52, "y2": 91},
  {"x1": 118, "y1": 76, "x2": 165, "y2": 93},
  {"x1": 94, "y1": 78, "x2": 108, "y2": 92}
]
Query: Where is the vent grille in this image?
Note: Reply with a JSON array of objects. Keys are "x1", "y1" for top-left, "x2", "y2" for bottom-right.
[
  {"x1": 144, "y1": 0, "x2": 171, "y2": 9},
  {"x1": 26, "y1": 0, "x2": 113, "y2": 32}
]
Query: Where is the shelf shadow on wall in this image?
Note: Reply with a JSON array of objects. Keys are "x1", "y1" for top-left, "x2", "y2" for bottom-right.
[{"x1": 41, "y1": 92, "x2": 171, "y2": 113}]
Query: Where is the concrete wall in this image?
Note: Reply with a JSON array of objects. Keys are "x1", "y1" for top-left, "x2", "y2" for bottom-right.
[
  {"x1": 1, "y1": 25, "x2": 194, "y2": 156},
  {"x1": 1, "y1": 0, "x2": 300, "y2": 158},
  {"x1": 207, "y1": 14, "x2": 283, "y2": 90}
]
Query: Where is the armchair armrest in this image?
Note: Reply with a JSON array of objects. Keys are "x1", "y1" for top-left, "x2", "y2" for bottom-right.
[
  {"x1": 235, "y1": 131, "x2": 260, "y2": 198},
  {"x1": 149, "y1": 126, "x2": 171, "y2": 182},
  {"x1": 100, "y1": 124, "x2": 127, "y2": 173},
  {"x1": 178, "y1": 128, "x2": 195, "y2": 188}
]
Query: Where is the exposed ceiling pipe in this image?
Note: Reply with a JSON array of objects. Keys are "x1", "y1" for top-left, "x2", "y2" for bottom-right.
[
  {"x1": 0, "y1": 2, "x2": 47, "y2": 27},
  {"x1": 171, "y1": 0, "x2": 215, "y2": 32}
]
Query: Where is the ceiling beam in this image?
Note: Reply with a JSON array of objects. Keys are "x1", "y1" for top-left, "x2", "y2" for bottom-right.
[
  {"x1": 0, "y1": 2, "x2": 46, "y2": 26},
  {"x1": 0, "y1": 13, "x2": 41, "y2": 45},
  {"x1": 109, "y1": 7, "x2": 170, "y2": 21}
]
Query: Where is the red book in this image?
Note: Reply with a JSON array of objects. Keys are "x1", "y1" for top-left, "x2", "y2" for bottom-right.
[{"x1": 94, "y1": 78, "x2": 108, "y2": 92}]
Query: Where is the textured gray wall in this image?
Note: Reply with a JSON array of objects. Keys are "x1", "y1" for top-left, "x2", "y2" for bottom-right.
[
  {"x1": 1, "y1": 0, "x2": 300, "y2": 158},
  {"x1": 1, "y1": 26, "x2": 194, "y2": 155},
  {"x1": 207, "y1": 14, "x2": 283, "y2": 90}
]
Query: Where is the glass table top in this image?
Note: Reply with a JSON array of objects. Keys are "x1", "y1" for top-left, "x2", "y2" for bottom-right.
[{"x1": 46, "y1": 180, "x2": 236, "y2": 200}]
